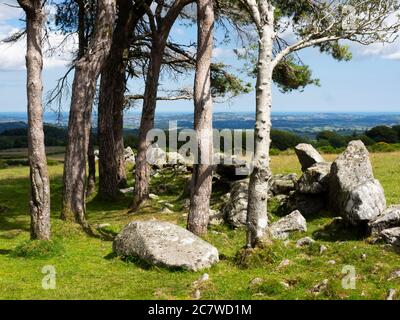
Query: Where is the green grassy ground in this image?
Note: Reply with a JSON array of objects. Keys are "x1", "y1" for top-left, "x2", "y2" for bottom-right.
[{"x1": 1, "y1": 152, "x2": 400, "y2": 300}]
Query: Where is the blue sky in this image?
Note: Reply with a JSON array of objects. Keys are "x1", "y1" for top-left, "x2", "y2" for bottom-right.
[{"x1": 0, "y1": 0, "x2": 399, "y2": 114}]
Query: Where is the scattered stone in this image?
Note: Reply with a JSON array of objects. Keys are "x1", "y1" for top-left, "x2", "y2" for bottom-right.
[
  {"x1": 223, "y1": 180, "x2": 249, "y2": 228},
  {"x1": 124, "y1": 147, "x2": 135, "y2": 164},
  {"x1": 192, "y1": 289, "x2": 201, "y2": 300},
  {"x1": 296, "y1": 162, "x2": 331, "y2": 194},
  {"x1": 329, "y1": 140, "x2": 386, "y2": 224},
  {"x1": 387, "y1": 289, "x2": 396, "y2": 300},
  {"x1": 269, "y1": 174, "x2": 297, "y2": 196},
  {"x1": 361, "y1": 253, "x2": 367, "y2": 260},
  {"x1": 96, "y1": 223, "x2": 111, "y2": 229},
  {"x1": 310, "y1": 279, "x2": 329, "y2": 295},
  {"x1": 166, "y1": 152, "x2": 187, "y2": 166},
  {"x1": 193, "y1": 273, "x2": 210, "y2": 287},
  {"x1": 277, "y1": 259, "x2": 290, "y2": 269},
  {"x1": 208, "y1": 209, "x2": 225, "y2": 226},
  {"x1": 296, "y1": 237, "x2": 315, "y2": 247},
  {"x1": 113, "y1": 221, "x2": 219, "y2": 271},
  {"x1": 147, "y1": 145, "x2": 167, "y2": 169},
  {"x1": 380, "y1": 227, "x2": 400, "y2": 247},
  {"x1": 161, "y1": 207, "x2": 173, "y2": 214},
  {"x1": 163, "y1": 202, "x2": 174, "y2": 209},
  {"x1": 280, "y1": 281, "x2": 290, "y2": 289},
  {"x1": 149, "y1": 193, "x2": 159, "y2": 200},
  {"x1": 319, "y1": 245, "x2": 327, "y2": 254},
  {"x1": 369, "y1": 205, "x2": 400, "y2": 236},
  {"x1": 388, "y1": 270, "x2": 400, "y2": 281},
  {"x1": 327, "y1": 260, "x2": 336, "y2": 265},
  {"x1": 270, "y1": 210, "x2": 307, "y2": 240},
  {"x1": 120, "y1": 187, "x2": 134, "y2": 194},
  {"x1": 295, "y1": 143, "x2": 325, "y2": 172},
  {"x1": 249, "y1": 278, "x2": 264, "y2": 287}
]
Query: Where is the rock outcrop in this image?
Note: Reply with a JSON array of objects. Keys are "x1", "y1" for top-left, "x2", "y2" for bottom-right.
[
  {"x1": 296, "y1": 162, "x2": 331, "y2": 194},
  {"x1": 270, "y1": 210, "x2": 307, "y2": 239},
  {"x1": 223, "y1": 180, "x2": 249, "y2": 228},
  {"x1": 329, "y1": 140, "x2": 386, "y2": 224},
  {"x1": 369, "y1": 205, "x2": 400, "y2": 236},
  {"x1": 295, "y1": 144, "x2": 325, "y2": 171}
]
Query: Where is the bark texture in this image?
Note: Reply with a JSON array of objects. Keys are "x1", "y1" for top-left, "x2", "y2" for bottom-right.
[
  {"x1": 187, "y1": 0, "x2": 214, "y2": 236},
  {"x1": 132, "y1": 0, "x2": 193, "y2": 210},
  {"x1": 19, "y1": 0, "x2": 51, "y2": 240},
  {"x1": 62, "y1": 0, "x2": 116, "y2": 226},
  {"x1": 98, "y1": 0, "x2": 135, "y2": 200},
  {"x1": 86, "y1": 129, "x2": 96, "y2": 197},
  {"x1": 246, "y1": 17, "x2": 274, "y2": 248}
]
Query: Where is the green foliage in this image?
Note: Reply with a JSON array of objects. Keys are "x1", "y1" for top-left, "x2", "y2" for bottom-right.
[
  {"x1": 210, "y1": 63, "x2": 252, "y2": 98},
  {"x1": 368, "y1": 142, "x2": 400, "y2": 153},
  {"x1": 271, "y1": 129, "x2": 309, "y2": 150},
  {"x1": 0, "y1": 125, "x2": 68, "y2": 150},
  {"x1": 366, "y1": 126, "x2": 399, "y2": 144},
  {"x1": 12, "y1": 239, "x2": 65, "y2": 259},
  {"x1": 273, "y1": 57, "x2": 320, "y2": 93},
  {"x1": 316, "y1": 130, "x2": 347, "y2": 148},
  {"x1": 319, "y1": 42, "x2": 352, "y2": 62}
]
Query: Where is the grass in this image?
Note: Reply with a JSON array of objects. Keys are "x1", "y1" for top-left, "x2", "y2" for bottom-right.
[{"x1": 0, "y1": 152, "x2": 400, "y2": 299}]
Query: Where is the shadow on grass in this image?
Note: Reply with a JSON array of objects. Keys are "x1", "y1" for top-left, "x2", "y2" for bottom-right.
[
  {"x1": 0, "y1": 249, "x2": 12, "y2": 255},
  {"x1": 313, "y1": 218, "x2": 368, "y2": 242}
]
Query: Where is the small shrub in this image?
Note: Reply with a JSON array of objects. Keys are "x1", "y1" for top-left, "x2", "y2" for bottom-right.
[{"x1": 12, "y1": 239, "x2": 64, "y2": 259}]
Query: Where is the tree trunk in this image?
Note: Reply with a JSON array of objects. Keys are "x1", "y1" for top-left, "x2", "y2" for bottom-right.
[
  {"x1": 132, "y1": 39, "x2": 164, "y2": 210},
  {"x1": 62, "y1": 0, "x2": 116, "y2": 226},
  {"x1": 98, "y1": 0, "x2": 134, "y2": 199},
  {"x1": 86, "y1": 129, "x2": 96, "y2": 197},
  {"x1": 19, "y1": 0, "x2": 51, "y2": 240},
  {"x1": 114, "y1": 104, "x2": 127, "y2": 188},
  {"x1": 246, "y1": 22, "x2": 274, "y2": 248},
  {"x1": 187, "y1": 0, "x2": 214, "y2": 236}
]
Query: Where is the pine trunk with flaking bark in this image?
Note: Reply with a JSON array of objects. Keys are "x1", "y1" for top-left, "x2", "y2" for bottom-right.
[
  {"x1": 246, "y1": 21, "x2": 274, "y2": 248},
  {"x1": 98, "y1": 0, "x2": 134, "y2": 199},
  {"x1": 86, "y1": 129, "x2": 96, "y2": 197},
  {"x1": 132, "y1": 38, "x2": 164, "y2": 210},
  {"x1": 19, "y1": 0, "x2": 51, "y2": 240},
  {"x1": 62, "y1": 0, "x2": 116, "y2": 226},
  {"x1": 187, "y1": 0, "x2": 214, "y2": 236},
  {"x1": 114, "y1": 105, "x2": 127, "y2": 188}
]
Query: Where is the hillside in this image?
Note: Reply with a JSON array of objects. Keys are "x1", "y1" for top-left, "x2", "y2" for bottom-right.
[{"x1": 1, "y1": 153, "x2": 400, "y2": 299}]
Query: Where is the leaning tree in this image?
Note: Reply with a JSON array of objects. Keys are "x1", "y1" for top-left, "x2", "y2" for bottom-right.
[
  {"x1": 17, "y1": 0, "x2": 51, "y2": 240},
  {"x1": 61, "y1": 0, "x2": 116, "y2": 230},
  {"x1": 236, "y1": 0, "x2": 400, "y2": 247}
]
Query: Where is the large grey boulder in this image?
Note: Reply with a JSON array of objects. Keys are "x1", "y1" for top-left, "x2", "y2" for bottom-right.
[
  {"x1": 369, "y1": 205, "x2": 400, "y2": 236},
  {"x1": 113, "y1": 221, "x2": 219, "y2": 271},
  {"x1": 296, "y1": 162, "x2": 331, "y2": 194},
  {"x1": 146, "y1": 144, "x2": 167, "y2": 169},
  {"x1": 329, "y1": 140, "x2": 386, "y2": 224},
  {"x1": 269, "y1": 174, "x2": 298, "y2": 196},
  {"x1": 223, "y1": 180, "x2": 249, "y2": 227},
  {"x1": 295, "y1": 144, "x2": 325, "y2": 172},
  {"x1": 380, "y1": 227, "x2": 400, "y2": 247},
  {"x1": 270, "y1": 210, "x2": 307, "y2": 239}
]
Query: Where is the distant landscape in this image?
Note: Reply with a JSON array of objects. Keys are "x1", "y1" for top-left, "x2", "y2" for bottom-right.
[{"x1": 2, "y1": 112, "x2": 400, "y2": 138}]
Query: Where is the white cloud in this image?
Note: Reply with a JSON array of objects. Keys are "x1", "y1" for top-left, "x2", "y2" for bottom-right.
[
  {"x1": 350, "y1": 39, "x2": 400, "y2": 61},
  {"x1": 213, "y1": 47, "x2": 234, "y2": 59},
  {"x1": 0, "y1": 4, "x2": 77, "y2": 71},
  {"x1": 0, "y1": 0, "x2": 22, "y2": 21}
]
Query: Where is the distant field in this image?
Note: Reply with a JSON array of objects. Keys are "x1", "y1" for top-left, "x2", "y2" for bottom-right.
[{"x1": 0, "y1": 152, "x2": 400, "y2": 299}]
